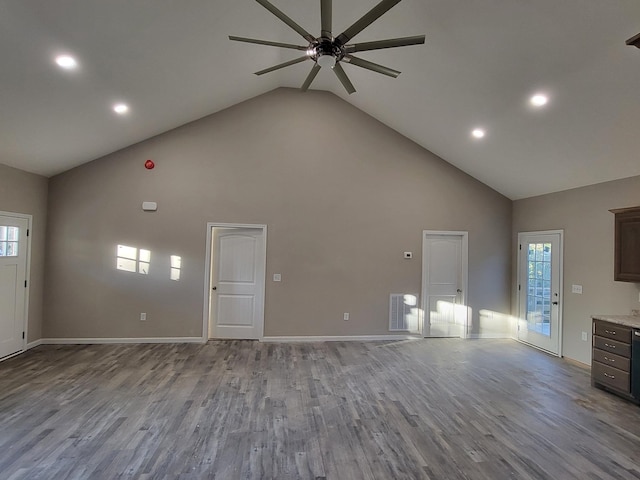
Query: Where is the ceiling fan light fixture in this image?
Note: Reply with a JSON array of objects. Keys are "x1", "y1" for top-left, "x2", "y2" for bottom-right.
[{"x1": 317, "y1": 54, "x2": 337, "y2": 68}]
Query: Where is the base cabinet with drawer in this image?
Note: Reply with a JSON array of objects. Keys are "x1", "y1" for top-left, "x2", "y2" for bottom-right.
[{"x1": 591, "y1": 318, "x2": 638, "y2": 404}]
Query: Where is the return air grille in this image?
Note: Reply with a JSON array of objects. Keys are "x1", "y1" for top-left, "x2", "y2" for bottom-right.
[{"x1": 389, "y1": 294, "x2": 419, "y2": 332}]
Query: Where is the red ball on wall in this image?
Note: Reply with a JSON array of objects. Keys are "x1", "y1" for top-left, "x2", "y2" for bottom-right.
[{"x1": 144, "y1": 159, "x2": 155, "y2": 170}]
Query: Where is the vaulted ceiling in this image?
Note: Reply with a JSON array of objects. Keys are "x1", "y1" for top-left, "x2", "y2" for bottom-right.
[{"x1": 1, "y1": 0, "x2": 639, "y2": 199}]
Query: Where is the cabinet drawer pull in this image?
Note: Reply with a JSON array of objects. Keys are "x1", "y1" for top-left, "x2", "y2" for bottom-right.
[
  {"x1": 604, "y1": 330, "x2": 616, "y2": 335},
  {"x1": 603, "y1": 356, "x2": 615, "y2": 363},
  {"x1": 604, "y1": 373, "x2": 615, "y2": 379},
  {"x1": 604, "y1": 343, "x2": 616, "y2": 348}
]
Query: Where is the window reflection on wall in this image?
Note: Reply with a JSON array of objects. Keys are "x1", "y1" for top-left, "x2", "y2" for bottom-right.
[
  {"x1": 170, "y1": 255, "x2": 181, "y2": 281},
  {"x1": 116, "y1": 245, "x2": 151, "y2": 274}
]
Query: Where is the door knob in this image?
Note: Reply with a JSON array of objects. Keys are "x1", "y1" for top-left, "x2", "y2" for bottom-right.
[
  {"x1": 552, "y1": 301, "x2": 558, "y2": 305},
  {"x1": 457, "y1": 289, "x2": 462, "y2": 293},
  {"x1": 212, "y1": 286, "x2": 217, "y2": 290}
]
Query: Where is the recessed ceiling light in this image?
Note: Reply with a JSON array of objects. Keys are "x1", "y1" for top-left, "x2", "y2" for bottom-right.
[
  {"x1": 113, "y1": 103, "x2": 129, "y2": 115},
  {"x1": 471, "y1": 128, "x2": 486, "y2": 139},
  {"x1": 530, "y1": 93, "x2": 549, "y2": 107},
  {"x1": 55, "y1": 54, "x2": 77, "y2": 70}
]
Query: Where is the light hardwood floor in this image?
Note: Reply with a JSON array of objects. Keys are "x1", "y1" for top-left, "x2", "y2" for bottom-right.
[{"x1": 1, "y1": 339, "x2": 639, "y2": 479}]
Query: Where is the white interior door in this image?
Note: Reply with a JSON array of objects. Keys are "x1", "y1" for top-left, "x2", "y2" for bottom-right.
[
  {"x1": 517, "y1": 231, "x2": 563, "y2": 355},
  {"x1": 422, "y1": 232, "x2": 468, "y2": 338},
  {"x1": 209, "y1": 227, "x2": 265, "y2": 340},
  {"x1": 0, "y1": 215, "x2": 28, "y2": 359}
]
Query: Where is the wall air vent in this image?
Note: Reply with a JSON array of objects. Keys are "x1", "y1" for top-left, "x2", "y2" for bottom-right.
[{"x1": 389, "y1": 294, "x2": 419, "y2": 332}]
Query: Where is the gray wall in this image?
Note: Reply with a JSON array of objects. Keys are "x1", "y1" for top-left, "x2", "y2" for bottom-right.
[
  {"x1": 513, "y1": 175, "x2": 640, "y2": 364},
  {"x1": 44, "y1": 88, "x2": 512, "y2": 339},
  {"x1": 0, "y1": 163, "x2": 48, "y2": 342}
]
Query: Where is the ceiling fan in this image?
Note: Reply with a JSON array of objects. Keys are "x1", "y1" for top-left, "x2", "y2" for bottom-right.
[{"x1": 229, "y1": 0, "x2": 426, "y2": 94}]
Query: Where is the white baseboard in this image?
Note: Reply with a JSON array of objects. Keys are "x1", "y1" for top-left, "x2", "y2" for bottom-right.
[
  {"x1": 41, "y1": 337, "x2": 206, "y2": 345},
  {"x1": 261, "y1": 334, "x2": 420, "y2": 343},
  {"x1": 26, "y1": 339, "x2": 43, "y2": 350}
]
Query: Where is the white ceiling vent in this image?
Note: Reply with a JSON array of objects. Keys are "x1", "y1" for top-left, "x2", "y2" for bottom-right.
[{"x1": 389, "y1": 294, "x2": 419, "y2": 332}]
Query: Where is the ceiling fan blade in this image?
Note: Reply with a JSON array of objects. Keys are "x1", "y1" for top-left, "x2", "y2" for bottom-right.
[
  {"x1": 229, "y1": 36, "x2": 308, "y2": 51},
  {"x1": 343, "y1": 55, "x2": 400, "y2": 78},
  {"x1": 301, "y1": 64, "x2": 322, "y2": 91},
  {"x1": 345, "y1": 35, "x2": 425, "y2": 53},
  {"x1": 255, "y1": 0, "x2": 316, "y2": 43},
  {"x1": 626, "y1": 32, "x2": 640, "y2": 48},
  {"x1": 335, "y1": 0, "x2": 402, "y2": 46},
  {"x1": 332, "y1": 63, "x2": 356, "y2": 95},
  {"x1": 321, "y1": 0, "x2": 332, "y2": 38},
  {"x1": 254, "y1": 56, "x2": 309, "y2": 76}
]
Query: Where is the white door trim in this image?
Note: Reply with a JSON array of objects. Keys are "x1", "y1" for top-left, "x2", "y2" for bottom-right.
[
  {"x1": 0, "y1": 211, "x2": 32, "y2": 355},
  {"x1": 202, "y1": 223, "x2": 267, "y2": 341},
  {"x1": 421, "y1": 230, "x2": 469, "y2": 338},
  {"x1": 516, "y1": 230, "x2": 564, "y2": 357}
]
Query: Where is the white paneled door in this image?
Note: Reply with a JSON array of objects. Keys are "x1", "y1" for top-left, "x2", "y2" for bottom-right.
[
  {"x1": 0, "y1": 215, "x2": 28, "y2": 359},
  {"x1": 209, "y1": 227, "x2": 265, "y2": 340},
  {"x1": 517, "y1": 231, "x2": 563, "y2": 356},
  {"x1": 422, "y1": 231, "x2": 469, "y2": 338}
]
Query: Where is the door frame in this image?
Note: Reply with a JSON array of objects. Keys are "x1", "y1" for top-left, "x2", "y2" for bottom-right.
[
  {"x1": 0, "y1": 211, "x2": 32, "y2": 358},
  {"x1": 421, "y1": 230, "x2": 469, "y2": 338},
  {"x1": 202, "y1": 222, "x2": 267, "y2": 341},
  {"x1": 516, "y1": 230, "x2": 564, "y2": 357}
]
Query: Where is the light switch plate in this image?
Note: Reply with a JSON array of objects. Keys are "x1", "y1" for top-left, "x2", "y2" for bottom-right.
[
  {"x1": 403, "y1": 252, "x2": 413, "y2": 259},
  {"x1": 571, "y1": 284, "x2": 583, "y2": 294},
  {"x1": 273, "y1": 274, "x2": 281, "y2": 282}
]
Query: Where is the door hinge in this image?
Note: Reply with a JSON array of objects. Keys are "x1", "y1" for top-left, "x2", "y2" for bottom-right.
[
  {"x1": 24, "y1": 280, "x2": 27, "y2": 288},
  {"x1": 519, "y1": 244, "x2": 522, "y2": 251},
  {"x1": 22, "y1": 332, "x2": 25, "y2": 339},
  {"x1": 27, "y1": 229, "x2": 29, "y2": 237},
  {"x1": 518, "y1": 284, "x2": 521, "y2": 291}
]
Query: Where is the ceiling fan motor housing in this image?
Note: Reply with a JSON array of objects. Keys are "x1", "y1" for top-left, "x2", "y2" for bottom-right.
[{"x1": 311, "y1": 38, "x2": 344, "y2": 67}]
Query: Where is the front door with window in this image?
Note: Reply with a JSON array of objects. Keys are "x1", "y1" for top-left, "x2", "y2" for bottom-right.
[
  {"x1": 517, "y1": 231, "x2": 563, "y2": 355},
  {"x1": 0, "y1": 215, "x2": 28, "y2": 359}
]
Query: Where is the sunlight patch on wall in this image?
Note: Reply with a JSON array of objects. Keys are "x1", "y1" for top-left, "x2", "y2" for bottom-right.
[
  {"x1": 116, "y1": 244, "x2": 151, "y2": 274},
  {"x1": 170, "y1": 255, "x2": 181, "y2": 281}
]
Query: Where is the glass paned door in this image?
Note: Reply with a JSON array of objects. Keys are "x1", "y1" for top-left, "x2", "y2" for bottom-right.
[
  {"x1": 526, "y1": 242, "x2": 552, "y2": 336},
  {"x1": 0, "y1": 215, "x2": 28, "y2": 359},
  {"x1": 518, "y1": 232, "x2": 563, "y2": 355}
]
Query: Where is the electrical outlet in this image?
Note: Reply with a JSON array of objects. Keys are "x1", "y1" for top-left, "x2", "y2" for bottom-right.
[
  {"x1": 403, "y1": 252, "x2": 413, "y2": 259},
  {"x1": 273, "y1": 274, "x2": 281, "y2": 282},
  {"x1": 140, "y1": 312, "x2": 147, "y2": 321},
  {"x1": 571, "y1": 284, "x2": 583, "y2": 294},
  {"x1": 343, "y1": 312, "x2": 349, "y2": 321},
  {"x1": 581, "y1": 331, "x2": 588, "y2": 341}
]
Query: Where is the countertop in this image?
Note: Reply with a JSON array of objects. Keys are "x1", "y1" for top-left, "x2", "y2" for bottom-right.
[{"x1": 592, "y1": 314, "x2": 640, "y2": 329}]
